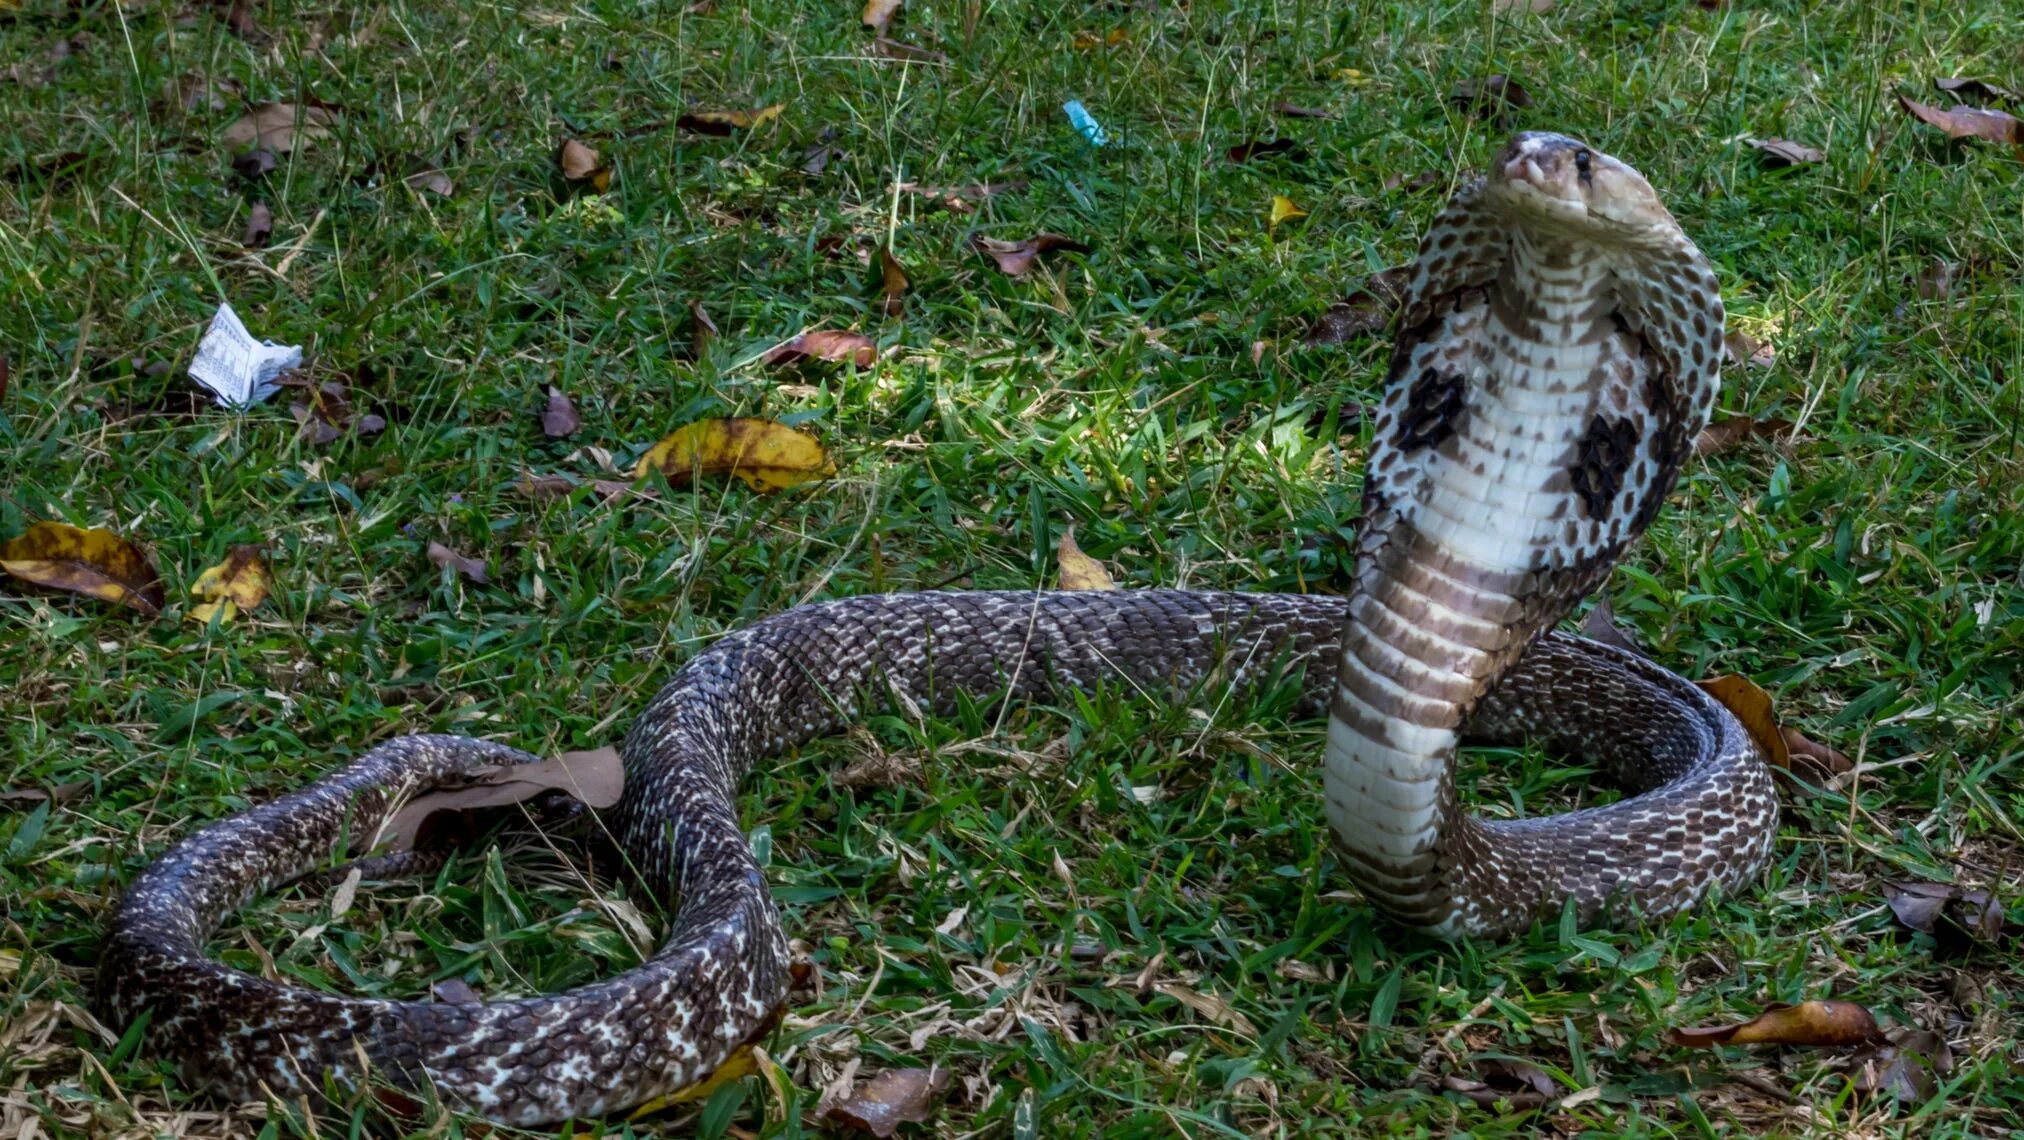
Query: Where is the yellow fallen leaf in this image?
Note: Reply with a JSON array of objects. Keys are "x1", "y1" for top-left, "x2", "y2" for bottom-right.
[
  {"x1": 1333, "y1": 68, "x2": 1371, "y2": 87},
  {"x1": 1695, "y1": 674, "x2": 1791, "y2": 773},
  {"x1": 188, "y1": 544, "x2": 272, "y2": 624},
  {"x1": 1, "y1": 521, "x2": 165, "y2": 615},
  {"x1": 1269, "y1": 194, "x2": 1307, "y2": 230},
  {"x1": 630, "y1": 1044, "x2": 761, "y2": 1116},
  {"x1": 862, "y1": 0, "x2": 902, "y2": 33},
  {"x1": 1057, "y1": 529, "x2": 1115, "y2": 590},
  {"x1": 634, "y1": 418, "x2": 836, "y2": 492},
  {"x1": 1667, "y1": 1000, "x2": 1883, "y2": 1048},
  {"x1": 677, "y1": 104, "x2": 786, "y2": 134}
]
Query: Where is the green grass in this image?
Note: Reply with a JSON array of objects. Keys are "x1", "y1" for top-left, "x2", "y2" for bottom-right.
[{"x1": 3, "y1": 0, "x2": 2022, "y2": 1136}]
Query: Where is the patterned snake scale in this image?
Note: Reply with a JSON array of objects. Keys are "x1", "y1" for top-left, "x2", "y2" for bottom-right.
[{"x1": 100, "y1": 133, "x2": 1779, "y2": 1125}]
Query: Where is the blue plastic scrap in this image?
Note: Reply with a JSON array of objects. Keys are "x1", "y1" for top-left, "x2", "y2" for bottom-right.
[{"x1": 1063, "y1": 100, "x2": 1109, "y2": 147}]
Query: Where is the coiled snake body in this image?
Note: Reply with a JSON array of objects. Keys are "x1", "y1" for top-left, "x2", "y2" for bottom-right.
[{"x1": 101, "y1": 133, "x2": 1778, "y2": 1125}]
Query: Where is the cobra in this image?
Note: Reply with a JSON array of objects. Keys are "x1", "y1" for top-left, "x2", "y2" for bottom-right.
[{"x1": 100, "y1": 132, "x2": 1778, "y2": 1125}]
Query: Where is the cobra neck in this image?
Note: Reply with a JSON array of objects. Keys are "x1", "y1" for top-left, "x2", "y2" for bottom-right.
[{"x1": 1324, "y1": 229, "x2": 1619, "y2": 934}]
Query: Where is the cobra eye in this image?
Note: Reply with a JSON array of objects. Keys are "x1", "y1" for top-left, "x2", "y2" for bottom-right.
[{"x1": 1574, "y1": 149, "x2": 1593, "y2": 179}]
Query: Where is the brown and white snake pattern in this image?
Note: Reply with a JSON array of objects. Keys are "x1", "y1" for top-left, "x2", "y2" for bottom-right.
[{"x1": 100, "y1": 132, "x2": 1779, "y2": 1125}]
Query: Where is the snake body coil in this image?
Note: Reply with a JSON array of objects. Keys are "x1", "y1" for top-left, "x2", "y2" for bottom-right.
[{"x1": 101, "y1": 133, "x2": 1778, "y2": 1125}]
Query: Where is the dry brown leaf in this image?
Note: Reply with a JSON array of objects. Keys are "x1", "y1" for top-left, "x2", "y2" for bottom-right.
[
  {"x1": 380, "y1": 748, "x2": 624, "y2": 852},
  {"x1": 1227, "y1": 138, "x2": 1305, "y2": 163},
  {"x1": 821, "y1": 1067, "x2": 949, "y2": 1138},
  {"x1": 233, "y1": 148, "x2": 277, "y2": 180},
  {"x1": 558, "y1": 139, "x2": 611, "y2": 192},
  {"x1": 1441, "y1": 1057, "x2": 1556, "y2": 1108},
  {"x1": 1851, "y1": 1028, "x2": 1953, "y2": 1102},
  {"x1": 1749, "y1": 138, "x2": 1825, "y2": 166},
  {"x1": 676, "y1": 104, "x2": 785, "y2": 136},
  {"x1": 862, "y1": 0, "x2": 902, "y2": 34},
  {"x1": 895, "y1": 180, "x2": 1028, "y2": 212},
  {"x1": 1693, "y1": 416, "x2": 1792, "y2": 458},
  {"x1": 1885, "y1": 882, "x2": 2006, "y2": 943},
  {"x1": 1450, "y1": 75, "x2": 1532, "y2": 119},
  {"x1": 517, "y1": 472, "x2": 580, "y2": 500},
  {"x1": 542, "y1": 386, "x2": 582, "y2": 439},
  {"x1": 0, "y1": 521, "x2": 165, "y2": 615},
  {"x1": 1153, "y1": 981, "x2": 1258, "y2": 1036},
  {"x1": 1385, "y1": 169, "x2": 1443, "y2": 194},
  {"x1": 875, "y1": 246, "x2": 909, "y2": 318},
  {"x1": 1272, "y1": 101, "x2": 1333, "y2": 119},
  {"x1": 243, "y1": 201, "x2": 274, "y2": 248},
  {"x1": 971, "y1": 232, "x2": 1089, "y2": 277},
  {"x1": 1304, "y1": 266, "x2": 1410, "y2": 345},
  {"x1": 876, "y1": 38, "x2": 946, "y2": 64},
  {"x1": 426, "y1": 541, "x2": 489, "y2": 585},
  {"x1": 1723, "y1": 329, "x2": 1777, "y2": 368},
  {"x1": 1898, "y1": 95, "x2": 2022, "y2": 146},
  {"x1": 1917, "y1": 257, "x2": 1960, "y2": 300},
  {"x1": 1695, "y1": 674, "x2": 1792, "y2": 774},
  {"x1": 1781, "y1": 726, "x2": 1852, "y2": 783},
  {"x1": 0, "y1": 780, "x2": 86, "y2": 807},
  {"x1": 1580, "y1": 595, "x2": 1649, "y2": 658},
  {"x1": 432, "y1": 977, "x2": 482, "y2": 1003},
  {"x1": 404, "y1": 165, "x2": 453, "y2": 196},
  {"x1": 1057, "y1": 528, "x2": 1115, "y2": 590},
  {"x1": 1934, "y1": 76, "x2": 2020, "y2": 104},
  {"x1": 759, "y1": 329, "x2": 878, "y2": 368},
  {"x1": 634, "y1": 417, "x2": 836, "y2": 492},
  {"x1": 222, "y1": 102, "x2": 337, "y2": 155},
  {"x1": 690, "y1": 299, "x2": 719, "y2": 355},
  {"x1": 286, "y1": 377, "x2": 385, "y2": 445},
  {"x1": 1667, "y1": 1000, "x2": 1884, "y2": 1049},
  {"x1": 188, "y1": 544, "x2": 271, "y2": 624}
]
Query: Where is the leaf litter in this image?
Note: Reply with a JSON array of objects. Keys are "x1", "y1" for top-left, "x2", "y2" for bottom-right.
[
  {"x1": 379, "y1": 748, "x2": 624, "y2": 852},
  {"x1": 0, "y1": 521, "x2": 166, "y2": 616},
  {"x1": 971, "y1": 232, "x2": 1088, "y2": 277},
  {"x1": 635, "y1": 418, "x2": 836, "y2": 492},
  {"x1": 188, "y1": 545, "x2": 272, "y2": 624}
]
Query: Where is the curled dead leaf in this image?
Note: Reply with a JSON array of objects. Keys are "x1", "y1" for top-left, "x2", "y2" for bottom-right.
[
  {"x1": 0, "y1": 521, "x2": 165, "y2": 615},
  {"x1": 1723, "y1": 330, "x2": 1777, "y2": 369},
  {"x1": 676, "y1": 104, "x2": 785, "y2": 136},
  {"x1": 861, "y1": 0, "x2": 902, "y2": 34},
  {"x1": 542, "y1": 387, "x2": 582, "y2": 439},
  {"x1": 1748, "y1": 138, "x2": 1824, "y2": 166},
  {"x1": 558, "y1": 139, "x2": 611, "y2": 192},
  {"x1": 1152, "y1": 981, "x2": 1258, "y2": 1036},
  {"x1": 1851, "y1": 1028, "x2": 1953, "y2": 1103},
  {"x1": 0, "y1": 781, "x2": 87, "y2": 808},
  {"x1": 223, "y1": 103, "x2": 337, "y2": 156},
  {"x1": 821, "y1": 1067, "x2": 949, "y2": 1138},
  {"x1": 1450, "y1": 75, "x2": 1532, "y2": 119},
  {"x1": 1693, "y1": 416, "x2": 1792, "y2": 458},
  {"x1": 634, "y1": 417, "x2": 836, "y2": 493},
  {"x1": 970, "y1": 232, "x2": 1089, "y2": 277},
  {"x1": 1057, "y1": 528, "x2": 1115, "y2": 590},
  {"x1": 1885, "y1": 881, "x2": 2007, "y2": 943},
  {"x1": 381, "y1": 748, "x2": 623, "y2": 852},
  {"x1": 690, "y1": 299, "x2": 719, "y2": 355},
  {"x1": 1934, "y1": 76, "x2": 2020, "y2": 104},
  {"x1": 895, "y1": 179, "x2": 1028, "y2": 212},
  {"x1": 1580, "y1": 595, "x2": 1649, "y2": 658},
  {"x1": 1695, "y1": 674, "x2": 1792, "y2": 775},
  {"x1": 426, "y1": 541, "x2": 489, "y2": 585},
  {"x1": 875, "y1": 246, "x2": 909, "y2": 318},
  {"x1": 1781, "y1": 726, "x2": 1852, "y2": 784},
  {"x1": 243, "y1": 201, "x2": 274, "y2": 248},
  {"x1": 1268, "y1": 194, "x2": 1307, "y2": 230},
  {"x1": 1441, "y1": 1057, "x2": 1556, "y2": 1108},
  {"x1": 1272, "y1": 101, "x2": 1333, "y2": 119},
  {"x1": 1304, "y1": 266, "x2": 1409, "y2": 345},
  {"x1": 188, "y1": 545, "x2": 271, "y2": 624},
  {"x1": 1898, "y1": 95, "x2": 2022, "y2": 146},
  {"x1": 1226, "y1": 138, "x2": 1306, "y2": 163},
  {"x1": 759, "y1": 329, "x2": 878, "y2": 368},
  {"x1": 1667, "y1": 1000, "x2": 1884, "y2": 1049}
]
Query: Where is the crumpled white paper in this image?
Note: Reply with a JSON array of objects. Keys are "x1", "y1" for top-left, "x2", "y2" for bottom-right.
[{"x1": 187, "y1": 302, "x2": 300, "y2": 408}]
